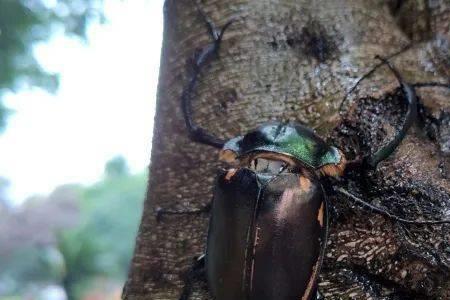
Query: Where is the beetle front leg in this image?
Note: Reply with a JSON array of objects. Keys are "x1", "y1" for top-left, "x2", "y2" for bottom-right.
[
  {"x1": 181, "y1": 5, "x2": 235, "y2": 149},
  {"x1": 154, "y1": 203, "x2": 211, "y2": 222},
  {"x1": 337, "y1": 55, "x2": 447, "y2": 170},
  {"x1": 363, "y1": 58, "x2": 450, "y2": 168},
  {"x1": 364, "y1": 56, "x2": 417, "y2": 168}
]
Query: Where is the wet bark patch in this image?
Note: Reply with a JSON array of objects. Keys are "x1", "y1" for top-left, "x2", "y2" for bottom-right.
[
  {"x1": 285, "y1": 19, "x2": 341, "y2": 63},
  {"x1": 268, "y1": 19, "x2": 341, "y2": 63},
  {"x1": 326, "y1": 89, "x2": 450, "y2": 298}
]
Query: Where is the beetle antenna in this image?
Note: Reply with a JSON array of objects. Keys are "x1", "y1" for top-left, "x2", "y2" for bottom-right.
[
  {"x1": 181, "y1": 7, "x2": 235, "y2": 148},
  {"x1": 363, "y1": 56, "x2": 417, "y2": 168},
  {"x1": 336, "y1": 187, "x2": 450, "y2": 225},
  {"x1": 339, "y1": 43, "x2": 413, "y2": 115}
]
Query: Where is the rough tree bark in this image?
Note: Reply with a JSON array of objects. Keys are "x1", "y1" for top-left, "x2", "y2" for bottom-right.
[{"x1": 123, "y1": 0, "x2": 450, "y2": 299}]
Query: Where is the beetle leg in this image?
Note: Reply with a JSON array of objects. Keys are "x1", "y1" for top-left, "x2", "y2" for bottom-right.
[
  {"x1": 342, "y1": 56, "x2": 449, "y2": 169},
  {"x1": 336, "y1": 187, "x2": 450, "y2": 225},
  {"x1": 181, "y1": 6, "x2": 235, "y2": 148},
  {"x1": 178, "y1": 254, "x2": 206, "y2": 300},
  {"x1": 364, "y1": 56, "x2": 417, "y2": 168},
  {"x1": 155, "y1": 203, "x2": 211, "y2": 222}
]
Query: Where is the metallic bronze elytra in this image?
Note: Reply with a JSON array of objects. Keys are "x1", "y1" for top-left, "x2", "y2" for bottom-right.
[
  {"x1": 155, "y1": 7, "x2": 450, "y2": 300},
  {"x1": 206, "y1": 168, "x2": 327, "y2": 300}
]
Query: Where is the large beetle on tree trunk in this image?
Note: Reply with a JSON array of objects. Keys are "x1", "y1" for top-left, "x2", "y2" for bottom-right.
[
  {"x1": 206, "y1": 122, "x2": 343, "y2": 300},
  {"x1": 157, "y1": 8, "x2": 450, "y2": 300}
]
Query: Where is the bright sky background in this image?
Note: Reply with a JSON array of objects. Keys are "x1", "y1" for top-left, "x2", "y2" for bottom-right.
[{"x1": 0, "y1": 0, "x2": 164, "y2": 205}]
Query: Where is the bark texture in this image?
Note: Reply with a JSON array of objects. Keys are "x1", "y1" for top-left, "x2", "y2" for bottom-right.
[{"x1": 123, "y1": 0, "x2": 450, "y2": 299}]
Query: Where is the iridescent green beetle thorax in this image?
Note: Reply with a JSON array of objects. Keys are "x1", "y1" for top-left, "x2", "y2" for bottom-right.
[{"x1": 222, "y1": 122, "x2": 341, "y2": 169}]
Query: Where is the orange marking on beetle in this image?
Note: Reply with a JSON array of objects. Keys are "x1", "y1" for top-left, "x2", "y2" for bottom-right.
[
  {"x1": 225, "y1": 168, "x2": 237, "y2": 181},
  {"x1": 219, "y1": 149, "x2": 238, "y2": 163},
  {"x1": 301, "y1": 260, "x2": 320, "y2": 300},
  {"x1": 317, "y1": 202, "x2": 324, "y2": 227},
  {"x1": 319, "y1": 152, "x2": 347, "y2": 177},
  {"x1": 299, "y1": 176, "x2": 311, "y2": 192},
  {"x1": 250, "y1": 226, "x2": 260, "y2": 292}
]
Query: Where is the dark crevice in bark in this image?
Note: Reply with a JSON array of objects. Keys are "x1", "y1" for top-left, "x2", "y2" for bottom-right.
[
  {"x1": 332, "y1": 89, "x2": 409, "y2": 164},
  {"x1": 390, "y1": 0, "x2": 433, "y2": 42},
  {"x1": 326, "y1": 86, "x2": 450, "y2": 297},
  {"x1": 420, "y1": 102, "x2": 450, "y2": 167},
  {"x1": 333, "y1": 88, "x2": 450, "y2": 226}
]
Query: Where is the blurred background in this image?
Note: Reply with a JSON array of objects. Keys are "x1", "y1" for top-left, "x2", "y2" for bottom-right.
[{"x1": 0, "y1": 0, "x2": 163, "y2": 299}]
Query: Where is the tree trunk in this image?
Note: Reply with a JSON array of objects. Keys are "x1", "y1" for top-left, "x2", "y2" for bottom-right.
[{"x1": 123, "y1": 0, "x2": 450, "y2": 299}]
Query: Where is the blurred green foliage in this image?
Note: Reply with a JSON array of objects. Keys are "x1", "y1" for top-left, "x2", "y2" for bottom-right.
[
  {"x1": 59, "y1": 160, "x2": 145, "y2": 299},
  {"x1": 104, "y1": 155, "x2": 129, "y2": 178},
  {"x1": 0, "y1": 157, "x2": 147, "y2": 299},
  {"x1": 0, "y1": 0, "x2": 105, "y2": 131}
]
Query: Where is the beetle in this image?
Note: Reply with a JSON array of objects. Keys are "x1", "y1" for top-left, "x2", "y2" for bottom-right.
[
  {"x1": 204, "y1": 122, "x2": 339, "y2": 300},
  {"x1": 156, "y1": 9, "x2": 450, "y2": 300}
]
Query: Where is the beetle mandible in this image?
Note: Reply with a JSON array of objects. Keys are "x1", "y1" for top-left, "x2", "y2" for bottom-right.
[{"x1": 156, "y1": 9, "x2": 450, "y2": 300}]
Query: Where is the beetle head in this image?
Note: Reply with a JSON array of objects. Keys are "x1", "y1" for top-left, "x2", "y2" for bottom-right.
[{"x1": 219, "y1": 122, "x2": 346, "y2": 177}]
